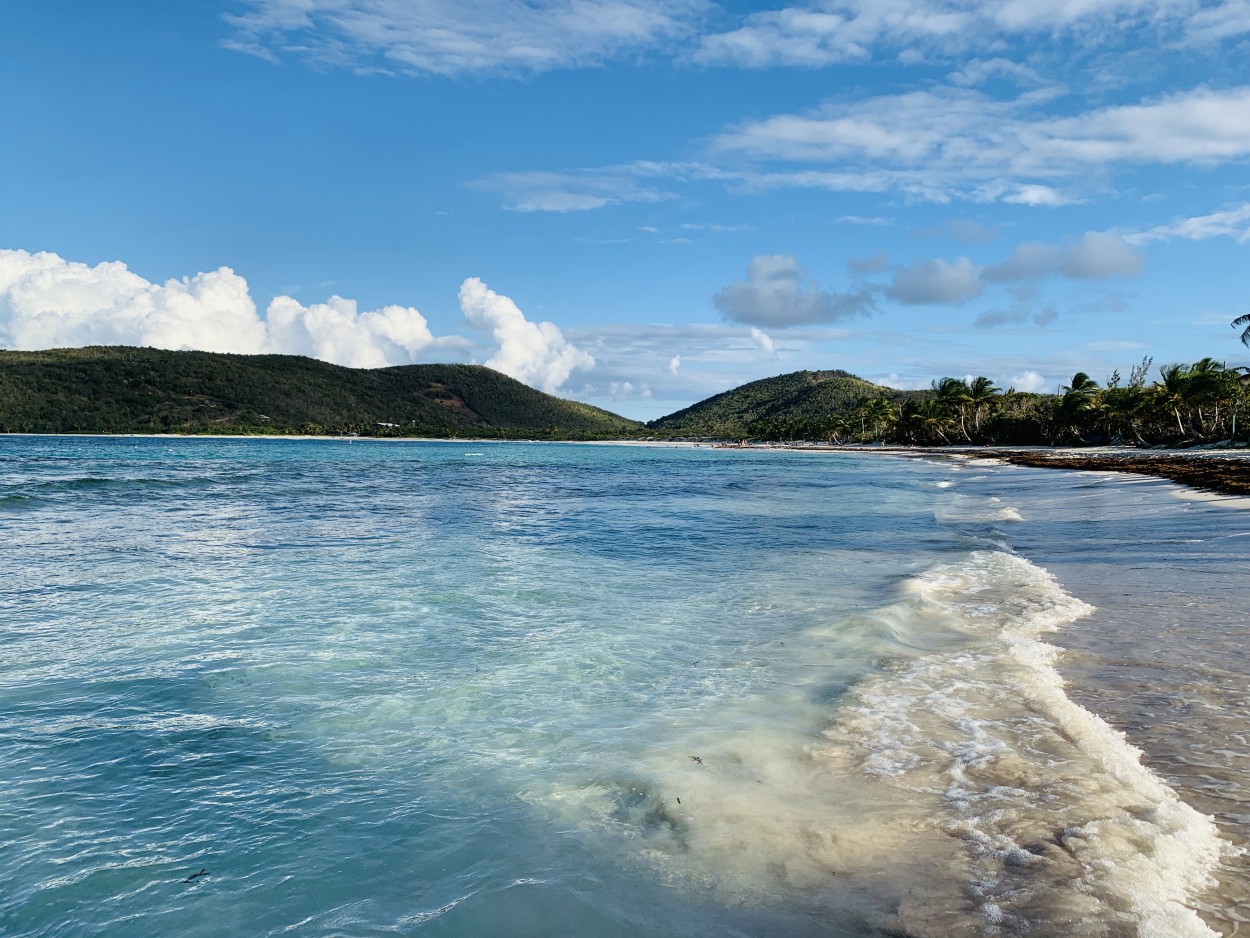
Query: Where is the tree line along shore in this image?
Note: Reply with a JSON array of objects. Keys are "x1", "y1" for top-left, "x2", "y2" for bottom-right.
[
  {"x1": 697, "y1": 357, "x2": 1250, "y2": 449},
  {"x1": 4, "y1": 346, "x2": 1250, "y2": 496},
  {"x1": 3, "y1": 346, "x2": 1250, "y2": 452},
  {"x1": 657, "y1": 358, "x2": 1250, "y2": 498}
]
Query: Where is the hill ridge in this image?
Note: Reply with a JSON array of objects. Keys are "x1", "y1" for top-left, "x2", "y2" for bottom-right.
[
  {"x1": 648, "y1": 368, "x2": 918, "y2": 437},
  {"x1": 0, "y1": 346, "x2": 640, "y2": 438}
]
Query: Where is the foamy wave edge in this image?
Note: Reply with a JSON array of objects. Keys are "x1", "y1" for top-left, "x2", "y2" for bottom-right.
[
  {"x1": 834, "y1": 551, "x2": 1233, "y2": 937},
  {"x1": 533, "y1": 551, "x2": 1235, "y2": 937}
]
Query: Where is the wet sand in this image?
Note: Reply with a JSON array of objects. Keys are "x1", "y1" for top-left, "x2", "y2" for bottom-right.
[
  {"x1": 791, "y1": 443, "x2": 1250, "y2": 498},
  {"x1": 979, "y1": 450, "x2": 1250, "y2": 497}
]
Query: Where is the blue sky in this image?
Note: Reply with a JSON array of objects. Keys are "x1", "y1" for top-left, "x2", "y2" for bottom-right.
[{"x1": 2, "y1": 1, "x2": 1249, "y2": 420}]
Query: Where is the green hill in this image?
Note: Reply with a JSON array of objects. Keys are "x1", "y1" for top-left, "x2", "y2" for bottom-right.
[
  {"x1": 648, "y1": 369, "x2": 920, "y2": 438},
  {"x1": 0, "y1": 346, "x2": 641, "y2": 438}
]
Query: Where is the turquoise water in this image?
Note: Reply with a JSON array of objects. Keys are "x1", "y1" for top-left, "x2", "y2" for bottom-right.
[{"x1": 1, "y1": 438, "x2": 1246, "y2": 936}]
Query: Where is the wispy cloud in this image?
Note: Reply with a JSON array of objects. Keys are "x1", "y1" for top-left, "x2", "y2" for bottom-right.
[
  {"x1": 468, "y1": 79, "x2": 1250, "y2": 211},
  {"x1": 838, "y1": 214, "x2": 893, "y2": 226},
  {"x1": 974, "y1": 304, "x2": 1059, "y2": 329},
  {"x1": 565, "y1": 320, "x2": 841, "y2": 408},
  {"x1": 224, "y1": 0, "x2": 1250, "y2": 80},
  {"x1": 912, "y1": 219, "x2": 998, "y2": 242},
  {"x1": 1127, "y1": 202, "x2": 1250, "y2": 244},
  {"x1": 224, "y1": 0, "x2": 707, "y2": 76},
  {"x1": 694, "y1": 0, "x2": 1248, "y2": 70},
  {"x1": 947, "y1": 56, "x2": 1047, "y2": 88},
  {"x1": 678, "y1": 222, "x2": 752, "y2": 232},
  {"x1": 1183, "y1": 0, "x2": 1250, "y2": 43},
  {"x1": 468, "y1": 166, "x2": 678, "y2": 212},
  {"x1": 712, "y1": 84, "x2": 1250, "y2": 204}
]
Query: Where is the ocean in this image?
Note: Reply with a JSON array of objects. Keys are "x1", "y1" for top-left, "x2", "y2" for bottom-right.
[{"x1": 1, "y1": 436, "x2": 1246, "y2": 937}]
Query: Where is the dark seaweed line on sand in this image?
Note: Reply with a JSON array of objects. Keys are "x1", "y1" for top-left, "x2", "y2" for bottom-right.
[{"x1": 986, "y1": 452, "x2": 1250, "y2": 498}]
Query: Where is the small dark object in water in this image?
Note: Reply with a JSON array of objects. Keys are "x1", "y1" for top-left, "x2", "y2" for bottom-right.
[
  {"x1": 182, "y1": 869, "x2": 209, "y2": 883},
  {"x1": 689, "y1": 755, "x2": 703, "y2": 765},
  {"x1": 676, "y1": 797, "x2": 681, "y2": 804}
]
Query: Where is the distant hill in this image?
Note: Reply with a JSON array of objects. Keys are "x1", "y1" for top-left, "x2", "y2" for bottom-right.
[
  {"x1": 0, "y1": 346, "x2": 641, "y2": 438},
  {"x1": 649, "y1": 369, "x2": 920, "y2": 438}
]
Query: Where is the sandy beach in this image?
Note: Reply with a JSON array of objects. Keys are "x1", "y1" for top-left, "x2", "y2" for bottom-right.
[{"x1": 954, "y1": 448, "x2": 1250, "y2": 497}]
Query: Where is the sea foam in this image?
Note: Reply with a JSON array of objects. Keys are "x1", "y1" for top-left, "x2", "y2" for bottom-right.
[
  {"x1": 545, "y1": 551, "x2": 1231, "y2": 937},
  {"x1": 830, "y1": 552, "x2": 1230, "y2": 936}
]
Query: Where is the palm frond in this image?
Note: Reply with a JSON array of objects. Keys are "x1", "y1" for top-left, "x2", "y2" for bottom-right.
[{"x1": 1233, "y1": 313, "x2": 1250, "y2": 346}]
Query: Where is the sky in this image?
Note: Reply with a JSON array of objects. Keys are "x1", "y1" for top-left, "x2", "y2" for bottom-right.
[{"x1": 2, "y1": 1, "x2": 1249, "y2": 421}]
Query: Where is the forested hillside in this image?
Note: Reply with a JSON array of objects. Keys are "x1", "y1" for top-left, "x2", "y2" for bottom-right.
[
  {"x1": 648, "y1": 369, "x2": 923, "y2": 438},
  {"x1": 0, "y1": 347, "x2": 641, "y2": 438},
  {"x1": 651, "y1": 359, "x2": 1250, "y2": 447}
]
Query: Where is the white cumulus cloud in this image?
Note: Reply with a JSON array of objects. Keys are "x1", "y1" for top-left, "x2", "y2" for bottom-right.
[
  {"x1": 266, "y1": 294, "x2": 467, "y2": 368},
  {"x1": 0, "y1": 250, "x2": 598, "y2": 395},
  {"x1": 458, "y1": 277, "x2": 595, "y2": 394},
  {"x1": 0, "y1": 250, "x2": 266, "y2": 354},
  {"x1": 608, "y1": 380, "x2": 652, "y2": 400},
  {"x1": 1009, "y1": 369, "x2": 1049, "y2": 393}
]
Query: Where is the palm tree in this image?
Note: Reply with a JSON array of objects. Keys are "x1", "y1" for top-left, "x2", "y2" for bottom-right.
[
  {"x1": 1229, "y1": 367, "x2": 1250, "y2": 441},
  {"x1": 1099, "y1": 385, "x2": 1148, "y2": 445},
  {"x1": 1061, "y1": 372, "x2": 1099, "y2": 398},
  {"x1": 873, "y1": 397, "x2": 900, "y2": 441},
  {"x1": 899, "y1": 399, "x2": 954, "y2": 444},
  {"x1": 966, "y1": 376, "x2": 999, "y2": 435},
  {"x1": 1055, "y1": 372, "x2": 1100, "y2": 442},
  {"x1": 932, "y1": 377, "x2": 973, "y2": 441},
  {"x1": 1154, "y1": 363, "x2": 1193, "y2": 438},
  {"x1": 1184, "y1": 357, "x2": 1227, "y2": 437},
  {"x1": 822, "y1": 415, "x2": 851, "y2": 445}
]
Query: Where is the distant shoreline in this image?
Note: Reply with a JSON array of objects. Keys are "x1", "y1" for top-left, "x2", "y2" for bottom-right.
[
  {"x1": 774, "y1": 443, "x2": 1250, "y2": 499},
  {"x1": 8, "y1": 431, "x2": 1250, "y2": 499}
]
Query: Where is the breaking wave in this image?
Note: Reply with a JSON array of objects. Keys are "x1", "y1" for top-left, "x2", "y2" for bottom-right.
[{"x1": 543, "y1": 551, "x2": 1230, "y2": 936}]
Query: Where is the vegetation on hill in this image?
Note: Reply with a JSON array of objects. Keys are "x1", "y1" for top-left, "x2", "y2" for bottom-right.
[
  {"x1": 650, "y1": 357, "x2": 1250, "y2": 447},
  {"x1": 0, "y1": 346, "x2": 641, "y2": 438},
  {"x1": 6, "y1": 347, "x2": 1247, "y2": 448},
  {"x1": 648, "y1": 370, "x2": 924, "y2": 438}
]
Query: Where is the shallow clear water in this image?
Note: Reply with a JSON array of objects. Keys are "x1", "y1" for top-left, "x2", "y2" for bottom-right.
[{"x1": 0, "y1": 438, "x2": 1245, "y2": 937}]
